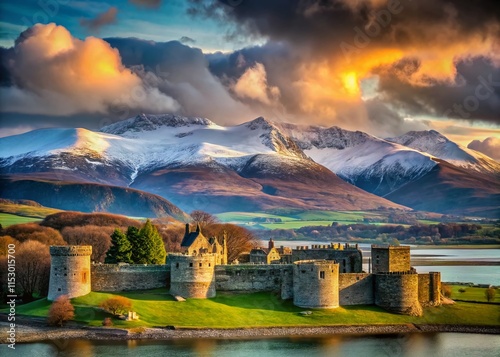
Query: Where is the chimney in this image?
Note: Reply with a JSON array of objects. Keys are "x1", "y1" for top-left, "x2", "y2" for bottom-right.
[
  {"x1": 268, "y1": 238, "x2": 275, "y2": 249},
  {"x1": 185, "y1": 223, "x2": 190, "y2": 236}
]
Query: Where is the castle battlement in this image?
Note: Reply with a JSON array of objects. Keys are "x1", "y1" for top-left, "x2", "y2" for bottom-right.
[
  {"x1": 50, "y1": 245, "x2": 92, "y2": 256},
  {"x1": 48, "y1": 243, "x2": 441, "y2": 316}
]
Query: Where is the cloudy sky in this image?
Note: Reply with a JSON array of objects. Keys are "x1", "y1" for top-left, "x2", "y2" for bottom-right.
[{"x1": 0, "y1": 0, "x2": 499, "y2": 155}]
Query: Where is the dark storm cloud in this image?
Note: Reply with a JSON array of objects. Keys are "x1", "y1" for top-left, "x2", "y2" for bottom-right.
[
  {"x1": 80, "y1": 7, "x2": 118, "y2": 33},
  {"x1": 375, "y1": 58, "x2": 500, "y2": 124},
  {"x1": 188, "y1": 0, "x2": 500, "y2": 126}
]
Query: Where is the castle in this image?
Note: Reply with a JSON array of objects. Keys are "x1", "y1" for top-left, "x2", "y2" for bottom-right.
[{"x1": 47, "y1": 225, "x2": 441, "y2": 316}]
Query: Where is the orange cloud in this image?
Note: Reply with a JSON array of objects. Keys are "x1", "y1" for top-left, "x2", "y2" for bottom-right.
[{"x1": 1, "y1": 23, "x2": 179, "y2": 116}]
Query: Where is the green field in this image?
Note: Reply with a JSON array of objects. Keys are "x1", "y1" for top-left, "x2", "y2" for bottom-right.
[
  {"x1": 0, "y1": 202, "x2": 61, "y2": 218},
  {"x1": 216, "y1": 210, "x2": 444, "y2": 230},
  {"x1": 8, "y1": 289, "x2": 499, "y2": 328},
  {"x1": 450, "y1": 285, "x2": 500, "y2": 303},
  {"x1": 216, "y1": 210, "x2": 379, "y2": 230},
  {"x1": 0, "y1": 213, "x2": 42, "y2": 227}
]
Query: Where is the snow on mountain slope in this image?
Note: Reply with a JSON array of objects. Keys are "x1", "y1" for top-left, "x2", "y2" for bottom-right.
[
  {"x1": 272, "y1": 124, "x2": 438, "y2": 195},
  {"x1": 387, "y1": 130, "x2": 500, "y2": 175},
  {"x1": 0, "y1": 115, "x2": 309, "y2": 185}
]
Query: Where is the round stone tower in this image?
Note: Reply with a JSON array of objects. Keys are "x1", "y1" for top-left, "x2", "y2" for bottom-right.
[
  {"x1": 48, "y1": 246, "x2": 92, "y2": 301},
  {"x1": 374, "y1": 271, "x2": 422, "y2": 316},
  {"x1": 293, "y1": 260, "x2": 339, "y2": 309},
  {"x1": 169, "y1": 254, "x2": 216, "y2": 298}
]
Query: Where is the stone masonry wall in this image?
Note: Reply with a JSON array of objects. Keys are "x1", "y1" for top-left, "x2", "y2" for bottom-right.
[
  {"x1": 48, "y1": 246, "x2": 92, "y2": 301},
  {"x1": 418, "y1": 272, "x2": 441, "y2": 306},
  {"x1": 292, "y1": 248, "x2": 362, "y2": 273},
  {"x1": 91, "y1": 264, "x2": 169, "y2": 292},
  {"x1": 339, "y1": 273, "x2": 374, "y2": 305},
  {"x1": 215, "y1": 264, "x2": 292, "y2": 292},
  {"x1": 375, "y1": 272, "x2": 422, "y2": 316}
]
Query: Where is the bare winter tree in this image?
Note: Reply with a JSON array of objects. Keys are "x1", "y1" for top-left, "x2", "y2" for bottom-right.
[
  {"x1": 190, "y1": 210, "x2": 219, "y2": 227},
  {"x1": 16, "y1": 240, "x2": 51, "y2": 301},
  {"x1": 61, "y1": 225, "x2": 113, "y2": 263},
  {"x1": 204, "y1": 223, "x2": 259, "y2": 263}
]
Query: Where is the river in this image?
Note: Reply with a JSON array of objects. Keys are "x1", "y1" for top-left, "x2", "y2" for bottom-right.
[{"x1": 4, "y1": 333, "x2": 500, "y2": 357}]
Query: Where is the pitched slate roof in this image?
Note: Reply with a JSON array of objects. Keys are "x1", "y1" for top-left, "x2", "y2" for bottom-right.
[{"x1": 181, "y1": 231, "x2": 201, "y2": 247}]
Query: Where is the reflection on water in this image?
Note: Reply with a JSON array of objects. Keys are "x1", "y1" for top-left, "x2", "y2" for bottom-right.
[{"x1": 5, "y1": 333, "x2": 500, "y2": 357}]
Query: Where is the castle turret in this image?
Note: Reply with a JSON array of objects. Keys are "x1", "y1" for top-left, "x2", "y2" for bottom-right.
[
  {"x1": 375, "y1": 271, "x2": 422, "y2": 316},
  {"x1": 48, "y1": 246, "x2": 92, "y2": 301},
  {"x1": 268, "y1": 238, "x2": 275, "y2": 250},
  {"x1": 169, "y1": 254, "x2": 216, "y2": 298},
  {"x1": 293, "y1": 260, "x2": 339, "y2": 309}
]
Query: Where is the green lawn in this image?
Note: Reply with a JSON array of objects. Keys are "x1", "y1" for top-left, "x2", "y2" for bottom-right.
[
  {"x1": 450, "y1": 285, "x2": 500, "y2": 303},
  {"x1": 8, "y1": 290, "x2": 499, "y2": 328},
  {"x1": 0, "y1": 213, "x2": 42, "y2": 227}
]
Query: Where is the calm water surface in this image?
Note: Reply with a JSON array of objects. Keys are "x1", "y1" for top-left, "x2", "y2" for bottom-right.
[{"x1": 5, "y1": 333, "x2": 500, "y2": 357}]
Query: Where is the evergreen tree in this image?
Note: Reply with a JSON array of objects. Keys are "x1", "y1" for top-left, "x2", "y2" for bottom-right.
[
  {"x1": 105, "y1": 229, "x2": 132, "y2": 264},
  {"x1": 126, "y1": 226, "x2": 141, "y2": 263},
  {"x1": 138, "y1": 220, "x2": 167, "y2": 264}
]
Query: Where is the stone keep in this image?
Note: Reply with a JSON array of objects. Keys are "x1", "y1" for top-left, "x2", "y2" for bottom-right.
[
  {"x1": 293, "y1": 260, "x2": 339, "y2": 309},
  {"x1": 371, "y1": 245, "x2": 410, "y2": 273},
  {"x1": 169, "y1": 254, "x2": 216, "y2": 298},
  {"x1": 48, "y1": 246, "x2": 92, "y2": 301}
]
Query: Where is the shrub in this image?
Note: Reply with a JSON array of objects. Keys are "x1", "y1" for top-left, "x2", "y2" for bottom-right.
[
  {"x1": 485, "y1": 287, "x2": 496, "y2": 302},
  {"x1": 102, "y1": 317, "x2": 113, "y2": 327},
  {"x1": 100, "y1": 296, "x2": 132, "y2": 316},
  {"x1": 441, "y1": 283, "x2": 452, "y2": 298},
  {"x1": 48, "y1": 295, "x2": 74, "y2": 327},
  {"x1": 458, "y1": 288, "x2": 466, "y2": 293}
]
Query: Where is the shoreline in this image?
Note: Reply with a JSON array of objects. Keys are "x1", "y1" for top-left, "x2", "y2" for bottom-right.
[{"x1": 2, "y1": 322, "x2": 499, "y2": 343}]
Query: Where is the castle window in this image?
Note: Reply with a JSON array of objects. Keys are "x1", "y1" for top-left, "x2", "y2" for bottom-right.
[
  {"x1": 301, "y1": 270, "x2": 306, "y2": 274},
  {"x1": 189, "y1": 263, "x2": 193, "y2": 267},
  {"x1": 64, "y1": 273, "x2": 67, "y2": 276},
  {"x1": 209, "y1": 263, "x2": 211, "y2": 267},
  {"x1": 356, "y1": 276, "x2": 360, "y2": 281},
  {"x1": 176, "y1": 263, "x2": 179, "y2": 269},
  {"x1": 319, "y1": 271, "x2": 325, "y2": 279},
  {"x1": 199, "y1": 263, "x2": 202, "y2": 267},
  {"x1": 58, "y1": 288, "x2": 61, "y2": 291},
  {"x1": 82, "y1": 272, "x2": 87, "y2": 283}
]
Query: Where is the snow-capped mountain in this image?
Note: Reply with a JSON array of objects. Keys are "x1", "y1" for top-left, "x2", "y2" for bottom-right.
[
  {"x1": 276, "y1": 124, "x2": 438, "y2": 196},
  {"x1": 1, "y1": 114, "x2": 498, "y2": 216},
  {"x1": 387, "y1": 130, "x2": 500, "y2": 175}
]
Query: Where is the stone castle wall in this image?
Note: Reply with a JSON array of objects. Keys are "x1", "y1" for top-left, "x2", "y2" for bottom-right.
[
  {"x1": 375, "y1": 272, "x2": 422, "y2": 316},
  {"x1": 292, "y1": 246, "x2": 362, "y2": 273},
  {"x1": 215, "y1": 264, "x2": 292, "y2": 292},
  {"x1": 418, "y1": 272, "x2": 441, "y2": 306},
  {"x1": 338, "y1": 273, "x2": 374, "y2": 305},
  {"x1": 91, "y1": 264, "x2": 169, "y2": 292},
  {"x1": 169, "y1": 254, "x2": 216, "y2": 298},
  {"x1": 48, "y1": 246, "x2": 92, "y2": 301},
  {"x1": 293, "y1": 260, "x2": 339, "y2": 309}
]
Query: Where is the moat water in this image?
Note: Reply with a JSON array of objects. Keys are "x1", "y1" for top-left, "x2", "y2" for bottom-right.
[
  {"x1": 271, "y1": 241, "x2": 500, "y2": 285},
  {"x1": 5, "y1": 333, "x2": 500, "y2": 357}
]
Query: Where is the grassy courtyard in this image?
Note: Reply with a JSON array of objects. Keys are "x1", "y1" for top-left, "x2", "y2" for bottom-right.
[{"x1": 9, "y1": 289, "x2": 500, "y2": 329}]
